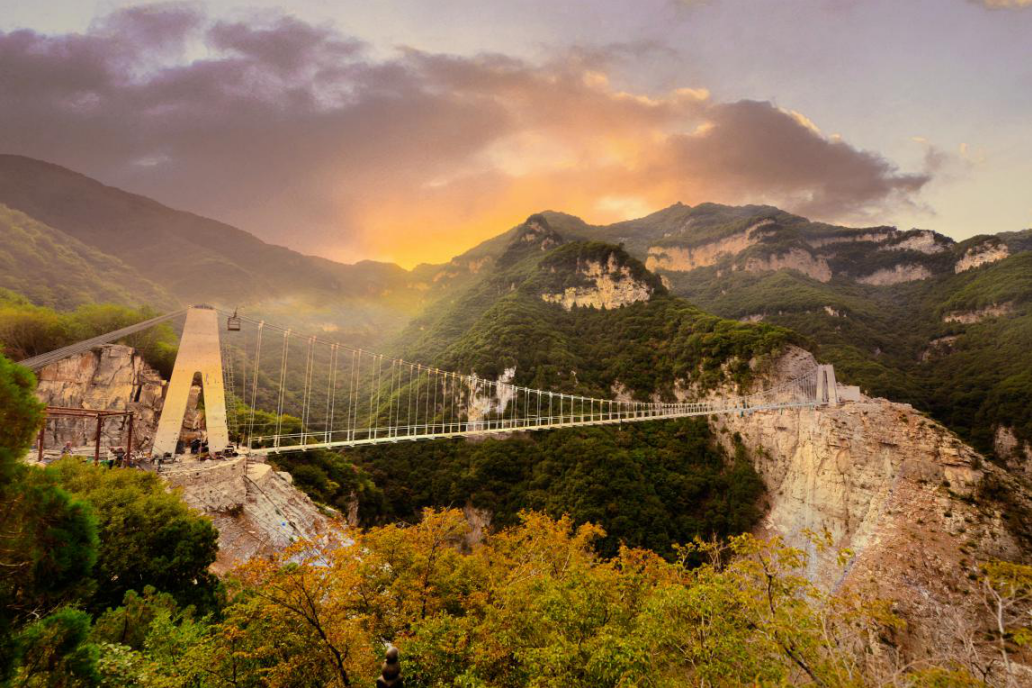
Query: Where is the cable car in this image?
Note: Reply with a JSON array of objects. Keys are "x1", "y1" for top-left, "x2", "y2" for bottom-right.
[{"x1": 227, "y1": 309, "x2": 241, "y2": 331}]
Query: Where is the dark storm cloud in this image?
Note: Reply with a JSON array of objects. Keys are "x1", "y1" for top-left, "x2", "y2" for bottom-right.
[
  {"x1": 0, "y1": 4, "x2": 934, "y2": 263},
  {"x1": 659, "y1": 100, "x2": 931, "y2": 218}
]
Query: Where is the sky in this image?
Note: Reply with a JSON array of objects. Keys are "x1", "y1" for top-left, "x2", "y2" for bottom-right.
[{"x1": 0, "y1": 0, "x2": 1030, "y2": 267}]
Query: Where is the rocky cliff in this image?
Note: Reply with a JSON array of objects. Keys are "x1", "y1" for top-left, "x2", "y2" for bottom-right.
[
  {"x1": 541, "y1": 252, "x2": 655, "y2": 310},
  {"x1": 164, "y1": 457, "x2": 335, "y2": 573},
  {"x1": 956, "y1": 240, "x2": 1011, "y2": 272},
  {"x1": 34, "y1": 344, "x2": 165, "y2": 452},
  {"x1": 644, "y1": 218, "x2": 772, "y2": 272},
  {"x1": 714, "y1": 347, "x2": 1032, "y2": 667},
  {"x1": 32, "y1": 344, "x2": 337, "y2": 574}
]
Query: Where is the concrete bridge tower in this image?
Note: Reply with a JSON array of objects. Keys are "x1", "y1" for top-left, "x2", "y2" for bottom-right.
[{"x1": 152, "y1": 306, "x2": 230, "y2": 456}]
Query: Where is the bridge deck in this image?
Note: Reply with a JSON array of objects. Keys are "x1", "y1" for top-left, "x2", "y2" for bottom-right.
[{"x1": 250, "y1": 400, "x2": 819, "y2": 455}]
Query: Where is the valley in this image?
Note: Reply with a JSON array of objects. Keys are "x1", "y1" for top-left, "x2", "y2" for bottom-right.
[{"x1": 2, "y1": 158, "x2": 1032, "y2": 686}]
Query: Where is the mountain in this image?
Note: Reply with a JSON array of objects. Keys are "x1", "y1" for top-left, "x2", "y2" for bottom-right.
[
  {"x1": 0, "y1": 155, "x2": 424, "y2": 343},
  {"x1": 394, "y1": 214, "x2": 794, "y2": 399},
  {"x1": 11, "y1": 189, "x2": 1032, "y2": 674},
  {"x1": 3, "y1": 154, "x2": 1028, "y2": 464},
  {"x1": 345, "y1": 216, "x2": 1032, "y2": 667},
  {"x1": 0, "y1": 203, "x2": 174, "y2": 310},
  {"x1": 414, "y1": 204, "x2": 1032, "y2": 465}
]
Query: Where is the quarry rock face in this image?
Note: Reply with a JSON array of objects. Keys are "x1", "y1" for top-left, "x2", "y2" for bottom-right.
[
  {"x1": 541, "y1": 253, "x2": 653, "y2": 310},
  {"x1": 34, "y1": 344, "x2": 165, "y2": 452},
  {"x1": 714, "y1": 348, "x2": 1030, "y2": 661}
]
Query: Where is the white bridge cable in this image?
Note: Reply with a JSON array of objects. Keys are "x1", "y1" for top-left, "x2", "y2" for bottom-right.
[
  {"x1": 213, "y1": 310, "x2": 824, "y2": 455},
  {"x1": 28, "y1": 307, "x2": 822, "y2": 454}
]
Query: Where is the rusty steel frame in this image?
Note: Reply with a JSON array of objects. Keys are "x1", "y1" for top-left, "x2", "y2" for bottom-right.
[{"x1": 37, "y1": 406, "x2": 135, "y2": 464}]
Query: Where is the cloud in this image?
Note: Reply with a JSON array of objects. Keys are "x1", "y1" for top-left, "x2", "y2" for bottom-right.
[
  {"x1": 974, "y1": 0, "x2": 1032, "y2": 8},
  {"x1": 0, "y1": 4, "x2": 934, "y2": 266}
]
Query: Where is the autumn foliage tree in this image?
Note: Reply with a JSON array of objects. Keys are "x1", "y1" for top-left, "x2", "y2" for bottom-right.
[{"x1": 153, "y1": 509, "x2": 988, "y2": 688}]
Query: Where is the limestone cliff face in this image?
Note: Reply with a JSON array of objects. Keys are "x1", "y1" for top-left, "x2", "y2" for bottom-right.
[
  {"x1": 956, "y1": 241, "x2": 1010, "y2": 273},
  {"x1": 857, "y1": 263, "x2": 932, "y2": 285},
  {"x1": 645, "y1": 219, "x2": 772, "y2": 272},
  {"x1": 808, "y1": 230, "x2": 895, "y2": 248},
  {"x1": 883, "y1": 230, "x2": 947, "y2": 255},
  {"x1": 467, "y1": 366, "x2": 517, "y2": 422},
  {"x1": 34, "y1": 344, "x2": 165, "y2": 452},
  {"x1": 714, "y1": 348, "x2": 1031, "y2": 659},
  {"x1": 737, "y1": 249, "x2": 832, "y2": 282},
  {"x1": 943, "y1": 302, "x2": 1013, "y2": 324},
  {"x1": 541, "y1": 253, "x2": 654, "y2": 310},
  {"x1": 995, "y1": 426, "x2": 1032, "y2": 476},
  {"x1": 164, "y1": 457, "x2": 334, "y2": 574}
]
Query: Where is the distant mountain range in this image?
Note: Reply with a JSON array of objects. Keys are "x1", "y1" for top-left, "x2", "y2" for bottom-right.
[
  {"x1": 1, "y1": 153, "x2": 1030, "y2": 462},
  {"x1": 0, "y1": 155, "x2": 420, "y2": 342}
]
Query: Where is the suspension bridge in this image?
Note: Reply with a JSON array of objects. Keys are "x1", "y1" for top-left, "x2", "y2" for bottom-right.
[{"x1": 19, "y1": 305, "x2": 840, "y2": 457}]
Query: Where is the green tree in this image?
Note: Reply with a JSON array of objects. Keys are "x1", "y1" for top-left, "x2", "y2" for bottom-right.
[
  {"x1": 45, "y1": 459, "x2": 222, "y2": 615},
  {"x1": 0, "y1": 354, "x2": 99, "y2": 685}
]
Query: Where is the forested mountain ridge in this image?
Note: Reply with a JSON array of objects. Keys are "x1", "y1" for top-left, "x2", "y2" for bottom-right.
[
  {"x1": 394, "y1": 214, "x2": 798, "y2": 400},
  {"x1": 409, "y1": 204, "x2": 1032, "y2": 464},
  {"x1": 0, "y1": 204, "x2": 174, "y2": 310},
  {"x1": 2, "y1": 153, "x2": 1028, "y2": 462},
  {"x1": 0, "y1": 155, "x2": 427, "y2": 342}
]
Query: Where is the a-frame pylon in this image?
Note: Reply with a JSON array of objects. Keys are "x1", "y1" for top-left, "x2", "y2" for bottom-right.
[{"x1": 152, "y1": 306, "x2": 230, "y2": 456}]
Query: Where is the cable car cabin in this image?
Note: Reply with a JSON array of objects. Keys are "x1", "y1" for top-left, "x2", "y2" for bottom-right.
[{"x1": 227, "y1": 311, "x2": 241, "y2": 331}]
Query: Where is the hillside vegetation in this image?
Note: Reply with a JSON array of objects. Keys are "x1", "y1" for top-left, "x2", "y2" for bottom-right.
[
  {"x1": 417, "y1": 205, "x2": 1032, "y2": 461},
  {"x1": 0, "y1": 205, "x2": 173, "y2": 310},
  {"x1": 3, "y1": 355, "x2": 1027, "y2": 687},
  {"x1": 275, "y1": 419, "x2": 765, "y2": 559},
  {"x1": 397, "y1": 215, "x2": 798, "y2": 401},
  {"x1": 0, "y1": 291, "x2": 178, "y2": 374}
]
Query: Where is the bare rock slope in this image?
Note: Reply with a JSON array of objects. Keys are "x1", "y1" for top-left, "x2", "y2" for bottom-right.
[
  {"x1": 164, "y1": 458, "x2": 334, "y2": 573},
  {"x1": 714, "y1": 347, "x2": 1032, "y2": 666}
]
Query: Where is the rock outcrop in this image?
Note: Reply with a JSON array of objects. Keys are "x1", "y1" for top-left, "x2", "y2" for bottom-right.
[
  {"x1": 34, "y1": 344, "x2": 165, "y2": 453},
  {"x1": 995, "y1": 426, "x2": 1032, "y2": 476},
  {"x1": 943, "y1": 302, "x2": 1013, "y2": 324},
  {"x1": 857, "y1": 263, "x2": 932, "y2": 285},
  {"x1": 883, "y1": 230, "x2": 947, "y2": 254},
  {"x1": 808, "y1": 230, "x2": 895, "y2": 248},
  {"x1": 714, "y1": 348, "x2": 1032, "y2": 664},
  {"x1": 645, "y1": 219, "x2": 772, "y2": 272},
  {"x1": 541, "y1": 253, "x2": 654, "y2": 310},
  {"x1": 956, "y1": 241, "x2": 1010, "y2": 273},
  {"x1": 164, "y1": 457, "x2": 335, "y2": 573},
  {"x1": 737, "y1": 249, "x2": 832, "y2": 282}
]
